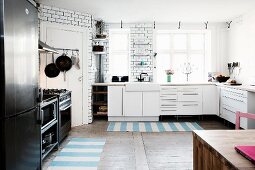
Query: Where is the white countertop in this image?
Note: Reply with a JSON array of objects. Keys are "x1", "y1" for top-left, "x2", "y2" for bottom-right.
[
  {"x1": 216, "y1": 83, "x2": 255, "y2": 93},
  {"x1": 92, "y1": 82, "x2": 255, "y2": 93},
  {"x1": 93, "y1": 82, "x2": 216, "y2": 86}
]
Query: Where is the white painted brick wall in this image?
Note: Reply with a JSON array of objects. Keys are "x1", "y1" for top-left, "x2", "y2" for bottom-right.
[
  {"x1": 38, "y1": 4, "x2": 97, "y2": 123},
  {"x1": 102, "y1": 23, "x2": 154, "y2": 82}
]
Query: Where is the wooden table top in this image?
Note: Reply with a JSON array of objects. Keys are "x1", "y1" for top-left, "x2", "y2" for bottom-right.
[{"x1": 193, "y1": 130, "x2": 255, "y2": 170}]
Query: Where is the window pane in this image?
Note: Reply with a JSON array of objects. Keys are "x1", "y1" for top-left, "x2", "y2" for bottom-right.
[
  {"x1": 109, "y1": 54, "x2": 128, "y2": 76},
  {"x1": 110, "y1": 33, "x2": 129, "y2": 51},
  {"x1": 156, "y1": 34, "x2": 170, "y2": 51},
  {"x1": 189, "y1": 54, "x2": 204, "y2": 82},
  {"x1": 190, "y1": 34, "x2": 204, "y2": 50},
  {"x1": 172, "y1": 53, "x2": 188, "y2": 82},
  {"x1": 156, "y1": 53, "x2": 171, "y2": 83},
  {"x1": 173, "y1": 34, "x2": 187, "y2": 50}
]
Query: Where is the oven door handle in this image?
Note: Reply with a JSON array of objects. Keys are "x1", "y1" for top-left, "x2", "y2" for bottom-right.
[
  {"x1": 60, "y1": 104, "x2": 72, "y2": 111},
  {"x1": 41, "y1": 110, "x2": 44, "y2": 125}
]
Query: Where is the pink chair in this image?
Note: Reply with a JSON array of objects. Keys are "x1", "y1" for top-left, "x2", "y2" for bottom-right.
[{"x1": 235, "y1": 111, "x2": 255, "y2": 129}]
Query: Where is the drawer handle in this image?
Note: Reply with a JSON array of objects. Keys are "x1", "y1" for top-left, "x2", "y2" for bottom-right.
[
  {"x1": 162, "y1": 110, "x2": 177, "y2": 111},
  {"x1": 161, "y1": 99, "x2": 177, "y2": 101},
  {"x1": 223, "y1": 107, "x2": 235, "y2": 114},
  {"x1": 182, "y1": 104, "x2": 198, "y2": 106},
  {"x1": 223, "y1": 96, "x2": 245, "y2": 103},
  {"x1": 161, "y1": 104, "x2": 177, "y2": 106},
  {"x1": 182, "y1": 93, "x2": 198, "y2": 95}
]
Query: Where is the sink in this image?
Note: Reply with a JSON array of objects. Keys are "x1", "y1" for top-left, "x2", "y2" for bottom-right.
[{"x1": 125, "y1": 83, "x2": 160, "y2": 92}]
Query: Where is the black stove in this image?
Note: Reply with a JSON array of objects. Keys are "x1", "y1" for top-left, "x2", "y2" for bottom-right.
[
  {"x1": 42, "y1": 88, "x2": 72, "y2": 143},
  {"x1": 43, "y1": 89, "x2": 70, "y2": 96}
]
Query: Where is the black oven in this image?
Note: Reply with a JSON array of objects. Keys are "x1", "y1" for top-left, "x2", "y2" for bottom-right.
[
  {"x1": 59, "y1": 92, "x2": 71, "y2": 142},
  {"x1": 40, "y1": 97, "x2": 58, "y2": 130}
]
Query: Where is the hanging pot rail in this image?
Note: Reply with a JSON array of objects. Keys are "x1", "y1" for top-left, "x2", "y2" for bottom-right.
[{"x1": 54, "y1": 48, "x2": 79, "y2": 52}]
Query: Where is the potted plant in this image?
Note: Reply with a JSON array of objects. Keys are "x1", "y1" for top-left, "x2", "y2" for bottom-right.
[{"x1": 165, "y1": 69, "x2": 174, "y2": 82}]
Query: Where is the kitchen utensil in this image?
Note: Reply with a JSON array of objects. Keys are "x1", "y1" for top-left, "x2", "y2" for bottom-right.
[
  {"x1": 75, "y1": 51, "x2": 80, "y2": 70},
  {"x1": 215, "y1": 76, "x2": 230, "y2": 83},
  {"x1": 44, "y1": 133, "x2": 54, "y2": 145},
  {"x1": 71, "y1": 51, "x2": 76, "y2": 66},
  {"x1": 44, "y1": 53, "x2": 60, "y2": 78},
  {"x1": 56, "y1": 53, "x2": 72, "y2": 81}
]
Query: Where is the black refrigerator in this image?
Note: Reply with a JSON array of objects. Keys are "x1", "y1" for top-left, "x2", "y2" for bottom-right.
[{"x1": 0, "y1": 0, "x2": 41, "y2": 170}]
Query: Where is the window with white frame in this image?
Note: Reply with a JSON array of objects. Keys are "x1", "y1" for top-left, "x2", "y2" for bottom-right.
[
  {"x1": 109, "y1": 29, "x2": 130, "y2": 76},
  {"x1": 155, "y1": 30, "x2": 211, "y2": 83}
]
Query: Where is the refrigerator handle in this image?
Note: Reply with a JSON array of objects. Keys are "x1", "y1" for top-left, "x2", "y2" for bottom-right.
[{"x1": 37, "y1": 109, "x2": 43, "y2": 125}]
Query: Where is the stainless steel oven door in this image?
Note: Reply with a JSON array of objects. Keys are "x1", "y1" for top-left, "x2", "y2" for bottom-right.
[{"x1": 40, "y1": 98, "x2": 58, "y2": 129}]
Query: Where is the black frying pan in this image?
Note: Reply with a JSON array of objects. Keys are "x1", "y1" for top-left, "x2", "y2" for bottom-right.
[
  {"x1": 56, "y1": 53, "x2": 72, "y2": 81},
  {"x1": 44, "y1": 54, "x2": 60, "y2": 78}
]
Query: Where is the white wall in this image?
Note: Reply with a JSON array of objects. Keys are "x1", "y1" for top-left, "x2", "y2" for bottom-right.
[{"x1": 227, "y1": 9, "x2": 255, "y2": 84}]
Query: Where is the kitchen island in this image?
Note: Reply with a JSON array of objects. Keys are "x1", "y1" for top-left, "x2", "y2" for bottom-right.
[{"x1": 193, "y1": 130, "x2": 255, "y2": 170}]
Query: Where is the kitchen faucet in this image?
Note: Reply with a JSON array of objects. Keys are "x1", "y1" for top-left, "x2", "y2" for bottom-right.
[{"x1": 137, "y1": 73, "x2": 148, "y2": 82}]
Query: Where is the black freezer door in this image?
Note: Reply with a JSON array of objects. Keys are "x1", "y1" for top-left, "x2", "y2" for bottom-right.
[
  {"x1": 1, "y1": 108, "x2": 41, "y2": 170},
  {"x1": 1, "y1": 0, "x2": 39, "y2": 118}
]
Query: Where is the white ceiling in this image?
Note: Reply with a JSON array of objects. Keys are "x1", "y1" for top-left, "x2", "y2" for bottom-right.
[{"x1": 38, "y1": 0, "x2": 255, "y2": 23}]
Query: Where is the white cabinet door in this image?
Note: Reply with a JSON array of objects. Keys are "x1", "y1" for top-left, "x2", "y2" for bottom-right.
[
  {"x1": 108, "y1": 86, "x2": 124, "y2": 116},
  {"x1": 202, "y1": 85, "x2": 219, "y2": 115},
  {"x1": 143, "y1": 92, "x2": 160, "y2": 116},
  {"x1": 123, "y1": 92, "x2": 143, "y2": 116}
]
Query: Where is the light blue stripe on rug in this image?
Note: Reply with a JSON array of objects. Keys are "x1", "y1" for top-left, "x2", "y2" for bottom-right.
[
  {"x1": 157, "y1": 122, "x2": 165, "y2": 132},
  {"x1": 120, "y1": 122, "x2": 127, "y2": 131},
  {"x1": 145, "y1": 122, "x2": 152, "y2": 132},
  {"x1": 107, "y1": 122, "x2": 115, "y2": 131},
  {"x1": 49, "y1": 138, "x2": 106, "y2": 169},
  {"x1": 50, "y1": 161, "x2": 98, "y2": 167},
  {"x1": 65, "y1": 145, "x2": 104, "y2": 149},
  {"x1": 71, "y1": 138, "x2": 106, "y2": 142},
  {"x1": 133, "y1": 122, "x2": 139, "y2": 132},
  {"x1": 192, "y1": 122, "x2": 203, "y2": 130},
  {"x1": 58, "y1": 152, "x2": 101, "y2": 157},
  {"x1": 107, "y1": 122, "x2": 203, "y2": 132},
  {"x1": 168, "y1": 122, "x2": 178, "y2": 131},
  {"x1": 180, "y1": 122, "x2": 191, "y2": 131}
]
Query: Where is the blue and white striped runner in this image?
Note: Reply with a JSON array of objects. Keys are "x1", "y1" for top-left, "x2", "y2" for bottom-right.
[
  {"x1": 48, "y1": 138, "x2": 106, "y2": 170},
  {"x1": 107, "y1": 122, "x2": 203, "y2": 132}
]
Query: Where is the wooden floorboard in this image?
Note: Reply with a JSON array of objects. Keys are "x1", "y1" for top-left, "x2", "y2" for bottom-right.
[{"x1": 42, "y1": 117, "x2": 232, "y2": 170}]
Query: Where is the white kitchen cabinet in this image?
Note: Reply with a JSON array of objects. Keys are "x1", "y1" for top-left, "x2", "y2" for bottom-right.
[
  {"x1": 108, "y1": 86, "x2": 124, "y2": 117},
  {"x1": 202, "y1": 85, "x2": 219, "y2": 115},
  {"x1": 160, "y1": 86, "x2": 203, "y2": 115},
  {"x1": 123, "y1": 92, "x2": 143, "y2": 116},
  {"x1": 219, "y1": 87, "x2": 255, "y2": 129},
  {"x1": 143, "y1": 92, "x2": 160, "y2": 116}
]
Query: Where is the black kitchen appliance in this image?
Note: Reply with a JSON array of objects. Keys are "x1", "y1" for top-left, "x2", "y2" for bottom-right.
[
  {"x1": 43, "y1": 89, "x2": 72, "y2": 143},
  {"x1": 40, "y1": 96, "x2": 59, "y2": 160},
  {"x1": 0, "y1": 0, "x2": 41, "y2": 170}
]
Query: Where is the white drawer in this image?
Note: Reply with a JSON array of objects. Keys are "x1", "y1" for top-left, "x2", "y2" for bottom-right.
[
  {"x1": 160, "y1": 87, "x2": 178, "y2": 92},
  {"x1": 160, "y1": 94, "x2": 178, "y2": 101},
  {"x1": 178, "y1": 102, "x2": 202, "y2": 115},
  {"x1": 177, "y1": 86, "x2": 201, "y2": 92},
  {"x1": 160, "y1": 100, "x2": 178, "y2": 107},
  {"x1": 221, "y1": 105, "x2": 236, "y2": 124},
  {"x1": 221, "y1": 96, "x2": 247, "y2": 112},
  {"x1": 160, "y1": 107, "x2": 178, "y2": 115},
  {"x1": 221, "y1": 87, "x2": 247, "y2": 98},
  {"x1": 178, "y1": 92, "x2": 202, "y2": 102}
]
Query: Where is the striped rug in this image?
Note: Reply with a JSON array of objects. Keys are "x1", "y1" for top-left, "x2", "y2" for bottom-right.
[
  {"x1": 107, "y1": 122, "x2": 203, "y2": 132},
  {"x1": 48, "y1": 138, "x2": 106, "y2": 170}
]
